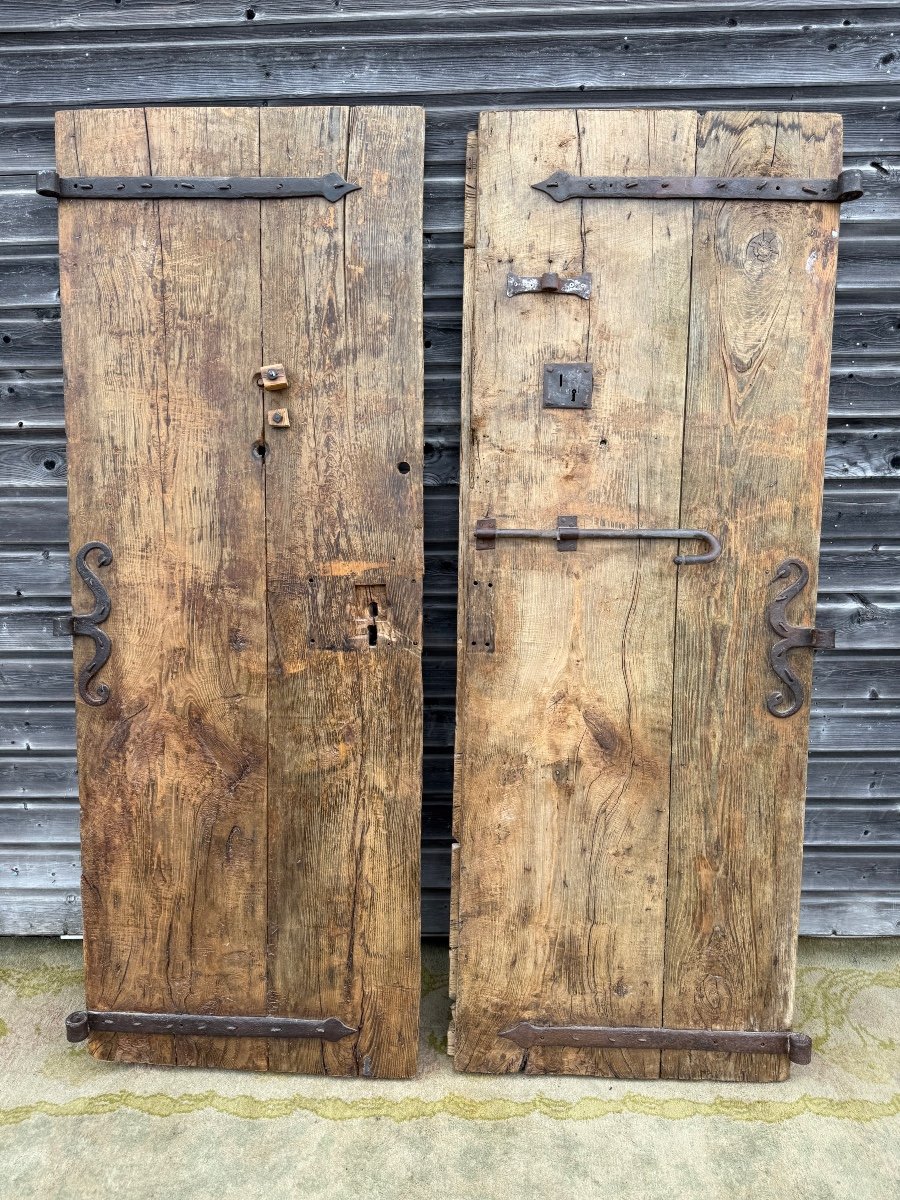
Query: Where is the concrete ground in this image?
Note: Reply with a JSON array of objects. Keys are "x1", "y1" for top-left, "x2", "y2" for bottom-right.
[{"x1": 0, "y1": 937, "x2": 897, "y2": 1200}]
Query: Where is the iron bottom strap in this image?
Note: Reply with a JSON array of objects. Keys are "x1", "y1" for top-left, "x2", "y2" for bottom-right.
[
  {"x1": 533, "y1": 169, "x2": 863, "y2": 204},
  {"x1": 500, "y1": 1022, "x2": 812, "y2": 1064},
  {"x1": 36, "y1": 170, "x2": 359, "y2": 203},
  {"x1": 66, "y1": 1010, "x2": 357, "y2": 1044}
]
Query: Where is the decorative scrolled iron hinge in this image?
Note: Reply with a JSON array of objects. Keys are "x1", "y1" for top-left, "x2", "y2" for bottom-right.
[
  {"x1": 766, "y1": 558, "x2": 834, "y2": 718},
  {"x1": 532, "y1": 169, "x2": 864, "y2": 204},
  {"x1": 53, "y1": 541, "x2": 113, "y2": 706},
  {"x1": 36, "y1": 170, "x2": 359, "y2": 203}
]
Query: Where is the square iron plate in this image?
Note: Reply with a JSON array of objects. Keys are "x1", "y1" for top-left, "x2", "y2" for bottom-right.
[{"x1": 543, "y1": 362, "x2": 593, "y2": 409}]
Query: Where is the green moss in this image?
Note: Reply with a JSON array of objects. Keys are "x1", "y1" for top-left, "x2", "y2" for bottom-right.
[{"x1": 0, "y1": 964, "x2": 84, "y2": 999}]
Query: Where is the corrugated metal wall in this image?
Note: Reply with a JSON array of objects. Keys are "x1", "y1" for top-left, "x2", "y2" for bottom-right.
[{"x1": 1, "y1": 1, "x2": 898, "y2": 937}]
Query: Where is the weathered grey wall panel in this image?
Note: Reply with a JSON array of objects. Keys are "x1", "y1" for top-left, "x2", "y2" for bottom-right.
[{"x1": 1, "y1": 1, "x2": 898, "y2": 937}]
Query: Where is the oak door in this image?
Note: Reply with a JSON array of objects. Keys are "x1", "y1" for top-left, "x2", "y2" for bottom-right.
[
  {"x1": 451, "y1": 109, "x2": 843, "y2": 1082},
  {"x1": 57, "y1": 105, "x2": 424, "y2": 1078}
]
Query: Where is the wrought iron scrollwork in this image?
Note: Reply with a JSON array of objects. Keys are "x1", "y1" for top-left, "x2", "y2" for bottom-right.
[
  {"x1": 766, "y1": 558, "x2": 834, "y2": 718},
  {"x1": 70, "y1": 541, "x2": 113, "y2": 706}
]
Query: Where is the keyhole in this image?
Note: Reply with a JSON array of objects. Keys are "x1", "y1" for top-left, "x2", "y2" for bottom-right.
[
  {"x1": 570, "y1": 389, "x2": 577, "y2": 404},
  {"x1": 367, "y1": 601, "x2": 378, "y2": 647}
]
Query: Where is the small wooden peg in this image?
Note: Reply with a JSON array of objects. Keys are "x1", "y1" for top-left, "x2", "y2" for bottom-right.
[
  {"x1": 253, "y1": 363, "x2": 288, "y2": 390},
  {"x1": 267, "y1": 408, "x2": 290, "y2": 428}
]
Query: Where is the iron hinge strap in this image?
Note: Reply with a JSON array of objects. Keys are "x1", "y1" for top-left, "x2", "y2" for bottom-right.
[
  {"x1": 66, "y1": 1010, "x2": 357, "y2": 1044},
  {"x1": 36, "y1": 170, "x2": 359, "y2": 203},
  {"x1": 500, "y1": 1023, "x2": 812, "y2": 1064},
  {"x1": 533, "y1": 169, "x2": 864, "y2": 204},
  {"x1": 475, "y1": 517, "x2": 722, "y2": 565}
]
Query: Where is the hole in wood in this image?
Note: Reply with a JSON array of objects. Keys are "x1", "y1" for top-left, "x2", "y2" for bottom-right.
[
  {"x1": 354, "y1": 584, "x2": 388, "y2": 648},
  {"x1": 397, "y1": 461, "x2": 411, "y2": 474}
]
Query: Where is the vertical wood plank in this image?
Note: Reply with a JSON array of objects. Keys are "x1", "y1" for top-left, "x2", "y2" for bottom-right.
[
  {"x1": 454, "y1": 109, "x2": 586, "y2": 1075},
  {"x1": 263, "y1": 106, "x2": 424, "y2": 1078},
  {"x1": 663, "y1": 111, "x2": 842, "y2": 1082},
  {"x1": 449, "y1": 129, "x2": 479, "y2": 1060},
  {"x1": 58, "y1": 106, "x2": 268, "y2": 1070},
  {"x1": 453, "y1": 109, "x2": 695, "y2": 1076}
]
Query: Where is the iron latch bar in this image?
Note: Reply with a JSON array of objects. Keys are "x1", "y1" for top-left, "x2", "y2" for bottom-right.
[
  {"x1": 499, "y1": 1022, "x2": 812, "y2": 1064},
  {"x1": 66, "y1": 1009, "x2": 357, "y2": 1044},
  {"x1": 475, "y1": 516, "x2": 721, "y2": 565},
  {"x1": 507, "y1": 271, "x2": 592, "y2": 299},
  {"x1": 532, "y1": 169, "x2": 863, "y2": 204},
  {"x1": 36, "y1": 170, "x2": 360, "y2": 203}
]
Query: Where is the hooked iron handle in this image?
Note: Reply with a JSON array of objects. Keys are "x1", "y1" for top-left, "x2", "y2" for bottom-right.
[
  {"x1": 766, "y1": 558, "x2": 834, "y2": 718},
  {"x1": 475, "y1": 517, "x2": 721, "y2": 565},
  {"x1": 57, "y1": 541, "x2": 113, "y2": 706}
]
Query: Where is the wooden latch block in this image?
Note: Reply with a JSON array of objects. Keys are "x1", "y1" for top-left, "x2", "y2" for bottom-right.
[{"x1": 253, "y1": 362, "x2": 288, "y2": 390}]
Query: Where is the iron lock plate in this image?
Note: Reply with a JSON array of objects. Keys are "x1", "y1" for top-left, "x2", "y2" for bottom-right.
[{"x1": 543, "y1": 363, "x2": 593, "y2": 409}]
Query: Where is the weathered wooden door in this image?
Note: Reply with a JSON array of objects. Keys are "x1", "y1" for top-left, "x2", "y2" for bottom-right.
[
  {"x1": 55, "y1": 105, "x2": 424, "y2": 1077},
  {"x1": 451, "y1": 109, "x2": 849, "y2": 1081}
]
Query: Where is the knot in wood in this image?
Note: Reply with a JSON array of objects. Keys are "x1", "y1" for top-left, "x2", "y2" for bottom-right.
[{"x1": 746, "y1": 229, "x2": 781, "y2": 266}]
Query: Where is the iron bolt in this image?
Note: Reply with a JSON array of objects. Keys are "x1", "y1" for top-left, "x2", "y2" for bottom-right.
[
  {"x1": 266, "y1": 368, "x2": 279, "y2": 380},
  {"x1": 272, "y1": 412, "x2": 283, "y2": 424}
]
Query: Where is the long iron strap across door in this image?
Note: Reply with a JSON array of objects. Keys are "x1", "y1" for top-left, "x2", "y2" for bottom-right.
[
  {"x1": 451, "y1": 109, "x2": 844, "y2": 1082},
  {"x1": 56, "y1": 105, "x2": 424, "y2": 1077}
]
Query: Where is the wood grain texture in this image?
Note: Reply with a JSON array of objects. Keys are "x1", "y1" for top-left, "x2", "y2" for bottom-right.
[
  {"x1": 263, "y1": 105, "x2": 424, "y2": 1079},
  {"x1": 448, "y1": 129, "x2": 479, "y2": 1061},
  {"x1": 453, "y1": 109, "x2": 696, "y2": 1076},
  {"x1": 58, "y1": 105, "x2": 268, "y2": 1069},
  {"x1": 453, "y1": 108, "x2": 841, "y2": 1080},
  {"x1": 57, "y1": 104, "x2": 423, "y2": 1076},
  {"x1": 662, "y1": 110, "x2": 843, "y2": 1082}
]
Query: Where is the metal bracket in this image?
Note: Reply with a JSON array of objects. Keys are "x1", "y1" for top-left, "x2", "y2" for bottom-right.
[
  {"x1": 36, "y1": 170, "x2": 359, "y2": 203},
  {"x1": 766, "y1": 558, "x2": 835, "y2": 718},
  {"x1": 475, "y1": 516, "x2": 721, "y2": 565},
  {"x1": 543, "y1": 363, "x2": 593, "y2": 409},
  {"x1": 507, "y1": 271, "x2": 592, "y2": 299},
  {"x1": 66, "y1": 1010, "x2": 357, "y2": 1044},
  {"x1": 499, "y1": 1022, "x2": 812, "y2": 1064},
  {"x1": 532, "y1": 169, "x2": 864, "y2": 204},
  {"x1": 55, "y1": 542, "x2": 113, "y2": 706}
]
